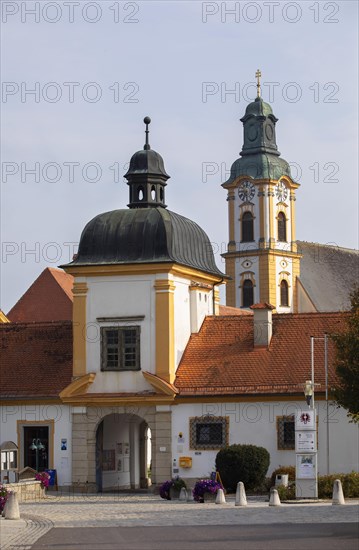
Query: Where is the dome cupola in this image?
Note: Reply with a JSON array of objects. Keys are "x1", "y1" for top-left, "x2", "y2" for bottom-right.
[{"x1": 124, "y1": 117, "x2": 170, "y2": 208}]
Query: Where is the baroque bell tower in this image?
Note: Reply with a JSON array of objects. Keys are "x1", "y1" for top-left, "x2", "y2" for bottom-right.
[{"x1": 222, "y1": 71, "x2": 301, "y2": 312}]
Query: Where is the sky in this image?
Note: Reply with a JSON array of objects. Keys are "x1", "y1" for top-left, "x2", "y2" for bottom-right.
[{"x1": 1, "y1": 0, "x2": 358, "y2": 312}]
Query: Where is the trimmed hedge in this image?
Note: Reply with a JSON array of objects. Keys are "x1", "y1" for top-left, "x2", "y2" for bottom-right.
[
  {"x1": 216, "y1": 444, "x2": 270, "y2": 491},
  {"x1": 271, "y1": 470, "x2": 359, "y2": 500}
]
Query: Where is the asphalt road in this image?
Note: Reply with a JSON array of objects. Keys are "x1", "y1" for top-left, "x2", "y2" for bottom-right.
[{"x1": 31, "y1": 523, "x2": 359, "y2": 550}]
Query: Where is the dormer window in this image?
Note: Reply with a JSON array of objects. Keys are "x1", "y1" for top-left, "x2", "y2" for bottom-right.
[{"x1": 101, "y1": 326, "x2": 140, "y2": 371}]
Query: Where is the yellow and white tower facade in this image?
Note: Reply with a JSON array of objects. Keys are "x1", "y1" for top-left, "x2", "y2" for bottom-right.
[{"x1": 222, "y1": 73, "x2": 301, "y2": 312}]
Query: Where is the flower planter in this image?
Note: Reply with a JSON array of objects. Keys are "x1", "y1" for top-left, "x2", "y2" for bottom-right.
[
  {"x1": 203, "y1": 492, "x2": 216, "y2": 503},
  {"x1": 169, "y1": 487, "x2": 181, "y2": 500}
]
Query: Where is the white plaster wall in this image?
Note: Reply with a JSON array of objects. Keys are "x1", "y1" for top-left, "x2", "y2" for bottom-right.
[
  {"x1": 171, "y1": 401, "x2": 359, "y2": 480},
  {"x1": 86, "y1": 275, "x2": 156, "y2": 394},
  {"x1": 0, "y1": 404, "x2": 72, "y2": 486},
  {"x1": 173, "y1": 276, "x2": 192, "y2": 369}
]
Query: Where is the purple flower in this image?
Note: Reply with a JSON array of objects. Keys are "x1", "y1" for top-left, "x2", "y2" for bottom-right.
[
  {"x1": 192, "y1": 479, "x2": 222, "y2": 502},
  {"x1": 35, "y1": 472, "x2": 50, "y2": 489}
]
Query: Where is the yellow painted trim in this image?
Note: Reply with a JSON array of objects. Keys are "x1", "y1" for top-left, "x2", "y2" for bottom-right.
[
  {"x1": 214, "y1": 287, "x2": 220, "y2": 315},
  {"x1": 60, "y1": 394, "x2": 175, "y2": 406},
  {"x1": 0, "y1": 310, "x2": 10, "y2": 323},
  {"x1": 59, "y1": 373, "x2": 96, "y2": 399},
  {"x1": 223, "y1": 176, "x2": 300, "y2": 190},
  {"x1": 268, "y1": 186, "x2": 275, "y2": 243},
  {"x1": 224, "y1": 249, "x2": 302, "y2": 260},
  {"x1": 259, "y1": 187, "x2": 265, "y2": 243},
  {"x1": 17, "y1": 419, "x2": 55, "y2": 470},
  {"x1": 175, "y1": 394, "x2": 328, "y2": 404},
  {"x1": 72, "y1": 282, "x2": 88, "y2": 377},
  {"x1": 290, "y1": 192, "x2": 296, "y2": 245},
  {"x1": 64, "y1": 263, "x2": 224, "y2": 284},
  {"x1": 225, "y1": 257, "x2": 236, "y2": 307},
  {"x1": 228, "y1": 189, "x2": 235, "y2": 245},
  {"x1": 142, "y1": 371, "x2": 178, "y2": 396},
  {"x1": 0, "y1": 399, "x2": 63, "y2": 406},
  {"x1": 155, "y1": 278, "x2": 175, "y2": 384}
]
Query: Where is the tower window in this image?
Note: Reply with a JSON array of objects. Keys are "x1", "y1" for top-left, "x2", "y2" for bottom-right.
[
  {"x1": 151, "y1": 186, "x2": 156, "y2": 200},
  {"x1": 138, "y1": 187, "x2": 144, "y2": 201},
  {"x1": 241, "y1": 212, "x2": 254, "y2": 242},
  {"x1": 277, "y1": 212, "x2": 287, "y2": 242},
  {"x1": 101, "y1": 326, "x2": 140, "y2": 371},
  {"x1": 280, "y1": 280, "x2": 289, "y2": 307},
  {"x1": 242, "y1": 280, "x2": 254, "y2": 308}
]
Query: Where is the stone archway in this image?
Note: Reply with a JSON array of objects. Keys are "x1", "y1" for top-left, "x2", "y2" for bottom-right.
[
  {"x1": 71, "y1": 405, "x2": 171, "y2": 492},
  {"x1": 95, "y1": 413, "x2": 150, "y2": 491}
]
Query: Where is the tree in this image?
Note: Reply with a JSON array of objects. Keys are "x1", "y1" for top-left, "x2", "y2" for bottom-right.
[{"x1": 331, "y1": 286, "x2": 359, "y2": 422}]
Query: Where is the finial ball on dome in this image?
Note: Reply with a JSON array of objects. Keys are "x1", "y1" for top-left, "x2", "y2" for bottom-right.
[{"x1": 144, "y1": 116, "x2": 151, "y2": 124}]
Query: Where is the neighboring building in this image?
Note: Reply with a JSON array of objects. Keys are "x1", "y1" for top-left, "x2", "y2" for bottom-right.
[
  {"x1": 7, "y1": 267, "x2": 73, "y2": 322},
  {"x1": 1, "y1": 97, "x2": 358, "y2": 491}
]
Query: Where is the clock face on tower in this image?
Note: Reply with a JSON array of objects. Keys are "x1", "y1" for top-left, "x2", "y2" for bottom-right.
[
  {"x1": 275, "y1": 181, "x2": 288, "y2": 202},
  {"x1": 238, "y1": 180, "x2": 255, "y2": 203}
]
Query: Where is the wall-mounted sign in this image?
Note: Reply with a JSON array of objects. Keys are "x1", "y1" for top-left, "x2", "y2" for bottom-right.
[
  {"x1": 296, "y1": 454, "x2": 316, "y2": 479},
  {"x1": 296, "y1": 431, "x2": 316, "y2": 452},
  {"x1": 61, "y1": 439, "x2": 67, "y2": 451},
  {"x1": 295, "y1": 410, "x2": 316, "y2": 430}
]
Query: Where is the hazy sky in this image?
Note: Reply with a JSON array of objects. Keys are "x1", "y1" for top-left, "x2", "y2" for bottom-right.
[{"x1": 1, "y1": 0, "x2": 358, "y2": 312}]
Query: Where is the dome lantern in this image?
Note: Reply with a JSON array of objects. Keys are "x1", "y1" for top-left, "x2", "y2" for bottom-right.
[{"x1": 124, "y1": 117, "x2": 170, "y2": 209}]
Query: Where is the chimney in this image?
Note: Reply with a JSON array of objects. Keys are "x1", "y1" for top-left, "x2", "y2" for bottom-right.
[{"x1": 250, "y1": 303, "x2": 275, "y2": 348}]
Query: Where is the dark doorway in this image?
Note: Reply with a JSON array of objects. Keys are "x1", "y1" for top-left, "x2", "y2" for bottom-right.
[{"x1": 23, "y1": 426, "x2": 49, "y2": 471}]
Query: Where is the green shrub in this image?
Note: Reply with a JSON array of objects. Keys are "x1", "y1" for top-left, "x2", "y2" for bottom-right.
[
  {"x1": 318, "y1": 472, "x2": 359, "y2": 498},
  {"x1": 270, "y1": 470, "x2": 359, "y2": 499},
  {"x1": 216, "y1": 444, "x2": 270, "y2": 491},
  {"x1": 270, "y1": 466, "x2": 296, "y2": 487},
  {"x1": 276, "y1": 483, "x2": 296, "y2": 500}
]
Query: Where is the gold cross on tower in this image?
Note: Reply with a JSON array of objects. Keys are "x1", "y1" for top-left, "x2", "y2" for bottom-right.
[{"x1": 255, "y1": 69, "x2": 262, "y2": 98}]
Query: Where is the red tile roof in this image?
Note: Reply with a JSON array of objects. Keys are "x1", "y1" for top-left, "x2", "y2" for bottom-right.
[
  {"x1": 218, "y1": 305, "x2": 253, "y2": 316},
  {"x1": 0, "y1": 321, "x2": 73, "y2": 398},
  {"x1": 7, "y1": 268, "x2": 73, "y2": 323},
  {"x1": 175, "y1": 312, "x2": 347, "y2": 396}
]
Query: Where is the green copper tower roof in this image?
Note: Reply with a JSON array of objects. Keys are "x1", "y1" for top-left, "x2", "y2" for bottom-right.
[{"x1": 223, "y1": 94, "x2": 294, "y2": 184}]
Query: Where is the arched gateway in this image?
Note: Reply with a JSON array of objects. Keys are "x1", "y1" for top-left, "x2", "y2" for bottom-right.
[
  {"x1": 95, "y1": 413, "x2": 151, "y2": 492},
  {"x1": 71, "y1": 405, "x2": 171, "y2": 492}
]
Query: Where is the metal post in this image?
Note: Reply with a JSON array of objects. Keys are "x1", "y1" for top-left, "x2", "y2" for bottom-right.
[
  {"x1": 310, "y1": 336, "x2": 315, "y2": 410},
  {"x1": 324, "y1": 333, "x2": 329, "y2": 474}
]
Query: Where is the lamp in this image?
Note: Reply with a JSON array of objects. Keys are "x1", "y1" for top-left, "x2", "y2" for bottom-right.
[
  {"x1": 304, "y1": 380, "x2": 313, "y2": 407},
  {"x1": 29, "y1": 438, "x2": 45, "y2": 471}
]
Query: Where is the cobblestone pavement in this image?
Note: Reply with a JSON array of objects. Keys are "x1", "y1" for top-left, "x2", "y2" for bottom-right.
[{"x1": 1, "y1": 494, "x2": 358, "y2": 549}]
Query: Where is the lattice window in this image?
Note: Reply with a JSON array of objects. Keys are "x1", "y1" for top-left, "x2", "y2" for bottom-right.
[
  {"x1": 189, "y1": 417, "x2": 229, "y2": 450},
  {"x1": 277, "y1": 415, "x2": 295, "y2": 450},
  {"x1": 101, "y1": 326, "x2": 140, "y2": 371}
]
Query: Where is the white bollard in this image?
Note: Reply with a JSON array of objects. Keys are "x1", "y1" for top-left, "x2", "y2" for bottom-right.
[
  {"x1": 2, "y1": 499, "x2": 8, "y2": 517},
  {"x1": 215, "y1": 488, "x2": 226, "y2": 504},
  {"x1": 332, "y1": 479, "x2": 345, "y2": 505},
  {"x1": 4, "y1": 492, "x2": 20, "y2": 520},
  {"x1": 179, "y1": 487, "x2": 187, "y2": 501},
  {"x1": 269, "y1": 488, "x2": 281, "y2": 506},
  {"x1": 235, "y1": 481, "x2": 247, "y2": 506}
]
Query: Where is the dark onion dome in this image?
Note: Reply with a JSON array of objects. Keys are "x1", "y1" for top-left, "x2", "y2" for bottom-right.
[{"x1": 65, "y1": 207, "x2": 226, "y2": 278}]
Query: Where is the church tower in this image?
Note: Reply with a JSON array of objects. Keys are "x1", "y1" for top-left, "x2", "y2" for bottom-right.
[{"x1": 222, "y1": 71, "x2": 301, "y2": 312}]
